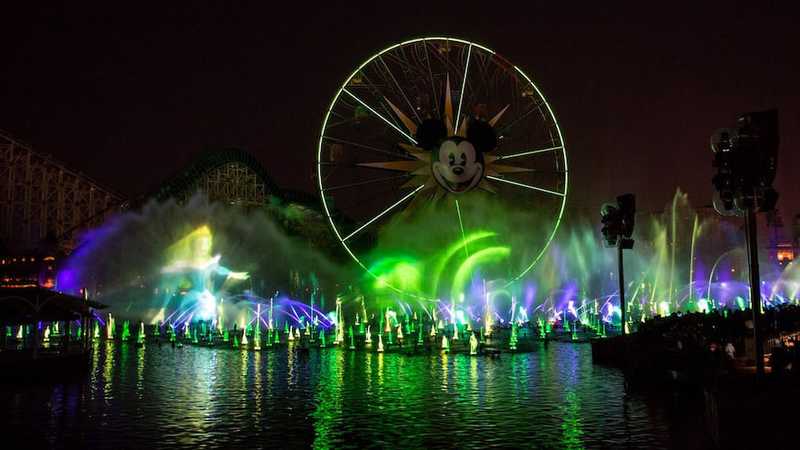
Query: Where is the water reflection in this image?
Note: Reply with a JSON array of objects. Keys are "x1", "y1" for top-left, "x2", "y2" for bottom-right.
[{"x1": 0, "y1": 342, "x2": 689, "y2": 449}]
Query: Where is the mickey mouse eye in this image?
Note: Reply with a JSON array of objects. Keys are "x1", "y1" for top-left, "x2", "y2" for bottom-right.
[
  {"x1": 448, "y1": 153, "x2": 455, "y2": 164},
  {"x1": 460, "y1": 153, "x2": 467, "y2": 163}
]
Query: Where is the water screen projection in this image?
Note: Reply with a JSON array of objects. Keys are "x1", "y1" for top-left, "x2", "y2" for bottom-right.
[
  {"x1": 51, "y1": 37, "x2": 800, "y2": 344},
  {"x1": 361, "y1": 189, "x2": 799, "y2": 333},
  {"x1": 53, "y1": 187, "x2": 800, "y2": 345},
  {"x1": 158, "y1": 225, "x2": 249, "y2": 322},
  {"x1": 56, "y1": 196, "x2": 343, "y2": 333}
]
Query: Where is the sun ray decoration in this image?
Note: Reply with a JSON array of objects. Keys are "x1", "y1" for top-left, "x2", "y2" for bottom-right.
[
  {"x1": 317, "y1": 37, "x2": 569, "y2": 294},
  {"x1": 356, "y1": 82, "x2": 541, "y2": 198}
]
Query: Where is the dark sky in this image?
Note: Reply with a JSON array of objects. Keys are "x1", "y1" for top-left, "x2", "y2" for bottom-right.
[{"x1": 3, "y1": 2, "x2": 799, "y2": 218}]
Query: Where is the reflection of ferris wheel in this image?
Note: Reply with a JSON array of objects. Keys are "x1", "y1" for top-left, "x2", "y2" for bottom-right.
[{"x1": 317, "y1": 37, "x2": 568, "y2": 292}]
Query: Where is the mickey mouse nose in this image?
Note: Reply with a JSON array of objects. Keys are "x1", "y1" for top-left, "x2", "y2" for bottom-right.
[{"x1": 452, "y1": 167, "x2": 464, "y2": 175}]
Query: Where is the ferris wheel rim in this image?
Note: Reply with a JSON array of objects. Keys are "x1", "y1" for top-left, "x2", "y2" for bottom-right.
[{"x1": 316, "y1": 36, "x2": 569, "y2": 297}]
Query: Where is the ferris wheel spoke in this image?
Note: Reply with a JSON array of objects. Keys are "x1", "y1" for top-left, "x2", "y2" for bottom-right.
[
  {"x1": 323, "y1": 136, "x2": 414, "y2": 160},
  {"x1": 342, "y1": 185, "x2": 426, "y2": 242},
  {"x1": 322, "y1": 174, "x2": 411, "y2": 192},
  {"x1": 496, "y1": 145, "x2": 564, "y2": 161},
  {"x1": 428, "y1": 40, "x2": 461, "y2": 78},
  {"x1": 423, "y1": 41, "x2": 440, "y2": 117},
  {"x1": 486, "y1": 175, "x2": 565, "y2": 197},
  {"x1": 349, "y1": 70, "x2": 404, "y2": 129},
  {"x1": 379, "y1": 56, "x2": 422, "y2": 124},
  {"x1": 342, "y1": 88, "x2": 418, "y2": 144},
  {"x1": 454, "y1": 44, "x2": 472, "y2": 132},
  {"x1": 471, "y1": 53, "x2": 493, "y2": 100},
  {"x1": 382, "y1": 49, "x2": 423, "y2": 75},
  {"x1": 329, "y1": 110, "x2": 348, "y2": 121},
  {"x1": 317, "y1": 38, "x2": 567, "y2": 290},
  {"x1": 497, "y1": 102, "x2": 545, "y2": 135}
]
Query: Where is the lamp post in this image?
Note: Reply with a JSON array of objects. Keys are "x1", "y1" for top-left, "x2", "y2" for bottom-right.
[
  {"x1": 711, "y1": 109, "x2": 778, "y2": 379},
  {"x1": 601, "y1": 194, "x2": 635, "y2": 335}
]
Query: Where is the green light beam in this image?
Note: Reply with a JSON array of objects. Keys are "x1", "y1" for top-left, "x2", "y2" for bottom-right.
[
  {"x1": 455, "y1": 199, "x2": 469, "y2": 258},
  {"x1": 342, "y1": 88, "x2": 417, "y2": 144},
  {"x1": 451, "y1": 246, "x2": 511, "y2": 301},
  {"x1": 342, "y1": 185, "x2": 425, "y2": 242},
  {"x1": 486, "y1": 175, "x2": 565, "y2": 197},
  {"x1": 431, "y1": 231, "x2": 496, "y2": 297}
]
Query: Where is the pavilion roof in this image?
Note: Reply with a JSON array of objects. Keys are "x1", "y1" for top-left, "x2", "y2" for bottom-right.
[{"x1": 0, "y1": 287, "x2": 106, "y2": 323}]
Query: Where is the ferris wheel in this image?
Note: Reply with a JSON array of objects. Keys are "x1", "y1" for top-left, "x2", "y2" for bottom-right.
[{"x1": 316, "y1": 37, "x2": 568, "y2": 297}]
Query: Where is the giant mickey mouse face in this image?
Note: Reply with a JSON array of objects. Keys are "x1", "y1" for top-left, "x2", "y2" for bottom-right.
[{"x1": 432, "y1": 137, "x2": 484, "y2": 194}]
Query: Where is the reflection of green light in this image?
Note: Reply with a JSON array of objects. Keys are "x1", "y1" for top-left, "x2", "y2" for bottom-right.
[
  {"x1": 561, "y1": 390, "x2": 584, "y2": 449},
  {"x1": 451, "y1": 246, "x2": 510, "y2": 301},
  {"x1": 312, "y1": 350, "x2": 343, "y2": 449}
]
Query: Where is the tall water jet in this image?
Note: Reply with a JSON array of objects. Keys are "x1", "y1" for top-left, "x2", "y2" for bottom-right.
[
  {"x1": 136, "y1": 321, "x2": 145, "y2": 346},
  {"x1": 348, "y1": 326, "x2": 355, "y2": 350},
  {"x1": 254, "y1": 303, "x2": 262, "y2": 350},
  {"x1": 688, "y1": 214, "x2": 702, "y2": 307},
  {"x1": 121, "y1": 321, "x2": 130, "y2": 342},
  {"x1": 469, "y1": 332, "x2": 478, "y2": 355},
  {"x1": 107, "y1": 313, "x2": 115, "y2": 339}
]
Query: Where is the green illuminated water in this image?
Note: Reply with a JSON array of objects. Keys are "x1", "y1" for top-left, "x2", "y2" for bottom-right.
[{"x1": 0, "y1": 343, "x2": 704, "y2": 449}]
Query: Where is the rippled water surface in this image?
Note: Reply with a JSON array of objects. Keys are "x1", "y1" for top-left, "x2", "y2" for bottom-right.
[{"x1": 2, "y1": 342, "x2": 705, "y2": 449}]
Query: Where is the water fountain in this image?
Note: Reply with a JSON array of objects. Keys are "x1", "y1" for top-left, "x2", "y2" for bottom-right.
[
  {"x1": 469, "y1": 333, "x2": 478, "y2": 355},
  {"x1": 136, "y1": 322, "x2": 145, "y2": 346},
  {"x1": 44, "y1": 187, "x2": 800, "y2": 359}
]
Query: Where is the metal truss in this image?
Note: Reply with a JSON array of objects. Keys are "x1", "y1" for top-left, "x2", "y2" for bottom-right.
[
  {"x1": 0, "y1": 132, "x2": 123, "y2": 252},
  {"x1": 185, "y1": 162, "x2": 267, "y2": 206}
]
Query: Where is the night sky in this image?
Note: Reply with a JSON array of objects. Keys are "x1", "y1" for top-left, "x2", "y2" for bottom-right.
[{"x1": 3, "y1": 2, "x2": 798, "y2": 219}]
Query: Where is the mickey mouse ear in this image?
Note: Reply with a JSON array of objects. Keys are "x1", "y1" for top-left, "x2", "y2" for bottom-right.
[
  {"x1": 466, "y1": 119, "x2": 497, "y2": 153},
  {"x1": 415, "y1": 119, "x2": 448, "y2": 150}
]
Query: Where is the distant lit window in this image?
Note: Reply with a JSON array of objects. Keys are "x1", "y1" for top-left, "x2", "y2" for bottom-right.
[{"x1": 777, "y1": 247, "x2": 794, "y2": 265}]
